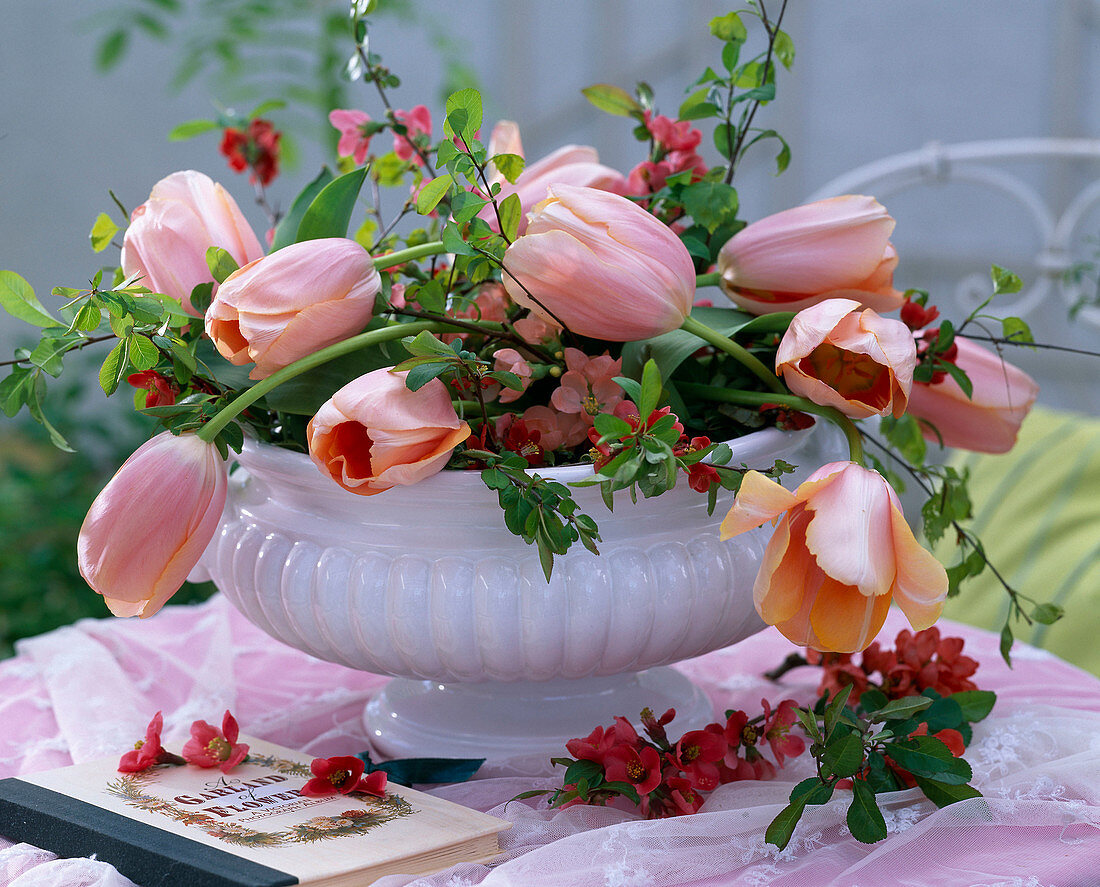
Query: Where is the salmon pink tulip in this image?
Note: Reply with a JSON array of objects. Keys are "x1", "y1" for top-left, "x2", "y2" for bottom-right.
[
  {"x1": 502, "y1": 184, "x2": 696, "y2": 341},
  {"x1": 776, "y1": 298, "x2": 916, "y2": 419},
  {"x1": 483, "y1": 121, "x2": 627, "y2": 234},
  {"x1": 121, "y1": 170, "x2": 264, "y2": 315},
  {"x1": 307, "y1": 368, "x2": 471, "y2": 495},
  {"x1": 78, "y1": 432, "x2": 227, "y2": 618},
  {"x1": 720, "y1": 462, "x2": 947, "y2": 653},
  {"x1": 717, "y1": 195, "x2": 904, "y2": 315},
  {"x1": 206, "y1": 237, "x2": 380, "y2": 380},
  {"x1": 907, "y1": 336, "x2": 1039, "y2": 453}
]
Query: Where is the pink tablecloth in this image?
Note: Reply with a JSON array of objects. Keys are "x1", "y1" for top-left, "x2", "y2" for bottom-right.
[{"x1": 1, "y1": 595, "x2": 1098, "y2": 886}]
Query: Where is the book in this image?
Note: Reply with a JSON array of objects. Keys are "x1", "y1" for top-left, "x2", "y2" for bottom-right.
[{"x1": 0, "y1": 736, "x2": 510, "y2": 887}]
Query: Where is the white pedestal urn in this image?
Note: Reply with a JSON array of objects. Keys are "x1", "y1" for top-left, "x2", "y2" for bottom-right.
[{"x1": 197, "y1": 422, "x2": 840, "y2": 760}]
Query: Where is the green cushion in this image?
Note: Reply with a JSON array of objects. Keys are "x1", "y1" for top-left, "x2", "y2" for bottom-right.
[{"x1": 936, "y1": 405, "x2": 1100, "y2": 676}]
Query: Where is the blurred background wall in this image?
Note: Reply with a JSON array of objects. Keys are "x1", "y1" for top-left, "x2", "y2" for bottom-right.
[{"x1": 1, "y1": 0, "x2": 1099, "y2": 650}]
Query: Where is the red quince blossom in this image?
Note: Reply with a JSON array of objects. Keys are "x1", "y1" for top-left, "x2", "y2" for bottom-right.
[
  {"x1": 494, "y1": 414, "x2": 546, "y2": 467},
  {"x1": 393, "y1": 105, "x2": 432, "y2": 163},
  {"x1": 807, "y1": 649, "x2": 872, "y2": 703},
  {"x1": 118, "y1": 712, "x2": 185, "y2": 773},
  {"x1": 604, "y1": 744, "x2": 663, "y2": 795},
  {"x1": 300, "y1": 755, "x2": 387, "y2": 798},
  {"x1": 666, "y1": 728, "x2": 725, "y2": 792},
  {"x1": 127, "y1": 371, "x2": 178, "y2": 408},
  {"x1": 220, "y1": 119, "x2": 281, "y2": 186},
  {"x1": 900, "y1": 297, "x2": 940, "y2": 331},
  {"x1": 181, "y1": 710, "x2": 249, "y2": 773},
  {"x1": 761, "y1": 698, "x2": 805, "y2": 767}
]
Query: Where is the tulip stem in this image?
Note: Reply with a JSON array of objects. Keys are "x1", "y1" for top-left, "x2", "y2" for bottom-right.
[
  {"x1": 675, "y1": 382, "x2": 864, "y2": 464},
  {"x1": 695, "y1": 272, "x2": 721, "y2": 288},
  {"x1": 373, "y1": 241, "x2": 447, "y2": 271},
  {"x1": 196, "y1": 320, "x2": 453, "y2": 444},
  {"x1": 679, "y1": 315, "x2": 786, "y2": 395}
]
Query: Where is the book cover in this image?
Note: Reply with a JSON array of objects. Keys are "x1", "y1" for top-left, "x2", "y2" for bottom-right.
[{"x1": 0, "y1": 736, "x2": 509, "y2": 887}]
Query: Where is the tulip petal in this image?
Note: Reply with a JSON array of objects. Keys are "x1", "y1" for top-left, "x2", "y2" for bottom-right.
[
  {"x1": 803, "y1": 464, "x2": 896, "y2": 597},
  {"x1": 888, "y1": 502, "x2": 948, "y2": 629},
  {"x1": 720, "y1": 471, "x2": 801, "y2": 538},
  {"x1": 752, "y1": 512, "x2": 810, "y2": 624},
  {"x1": 808, "y1": 576, "x2": 892, "y2": 653}
]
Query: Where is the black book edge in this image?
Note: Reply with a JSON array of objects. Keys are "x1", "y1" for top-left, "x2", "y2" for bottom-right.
[{"x1": 0, "y1": 777, "x2": 298, "y2": 887}]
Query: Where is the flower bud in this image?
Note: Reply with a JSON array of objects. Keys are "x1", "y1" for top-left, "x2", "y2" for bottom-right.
[
  {"x1": 205, "y1": 237, "x2": 380, "y2": 380},
  {"x1": 776, "y1": 298, "x2": 916, "y2": 419},
  {"x1": 717, "y1": 195, "x2": 904, "y2": 316},
  {"x1": 307, "y1": 368, "x2": 471, "y2": 495},
  {"x1": 502, "y1": 184, "x2": 695, "y2": 341},
  {"x1": 78, "y1": 432, "x2": 227, "y2": 618},
  {"x1": 121, "y1": 170, "x2": 264, "y2": 315},
  {"x1": 907, "y1": 336, "x2": 1039, "y2": 453},
  {"x1": 721, "y1": 462, "x2": 947, "y2": 653}
]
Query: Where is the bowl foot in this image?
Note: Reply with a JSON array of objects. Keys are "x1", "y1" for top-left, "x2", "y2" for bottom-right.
[{"x1": 364, "y1": 667, "x2": 715, "y2": 762}]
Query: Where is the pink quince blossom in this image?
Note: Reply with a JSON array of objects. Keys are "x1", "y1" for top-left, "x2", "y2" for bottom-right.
[
  {"x1": 329, "y1": 109, "x2": 374, "y2": 164},
  {"x1": 394, "y1": 105, "x2": 432, "y2": 163},
  {"x1": 550, "y1": 348, "x2": 625, "y2": 424}
]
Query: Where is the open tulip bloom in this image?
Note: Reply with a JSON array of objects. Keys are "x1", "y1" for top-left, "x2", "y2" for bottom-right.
[{"x1": 1, "y1": 4, "x2": 1068, "y2": 664}]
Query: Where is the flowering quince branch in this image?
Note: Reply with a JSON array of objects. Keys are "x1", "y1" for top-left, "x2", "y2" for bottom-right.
[{"x1": 764, "y1": 627, "x2": 995, "y2": 848}]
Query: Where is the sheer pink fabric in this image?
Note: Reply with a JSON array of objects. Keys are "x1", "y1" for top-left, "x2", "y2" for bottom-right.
[{"x1": 2, "y1": 595, "x2": 1098, "y2": 886}]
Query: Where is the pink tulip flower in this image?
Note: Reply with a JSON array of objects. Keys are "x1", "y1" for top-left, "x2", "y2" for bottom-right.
[
  {"x1": 907, "y1": 336, "x2": 1039, "y2": 453},
  {"x1": 717, "y1": 195, "x2": 905, "y2": 316},
  {"x1": 482, "y1": 121, "x2": 627, "y2": 234},
  {"x1": 205, "y1": 237, "x2": 380, "y2": 380},
  {"x1": 121, "y1": 170, "x2": 264, "y2": 316},
  {"x1": 720, "y1": 462, "x2": 947, "y2": 653},
  {"x1": 776, "y1": 298, "x2": 916, "y2": 419},
  {"x1": 307, "y1": 369, "x2": 471, "y2": 495},
  {"x1": 78, "y1": 432, "x2": 227, "y2": 619},
  {"x1": 502, "y1": 184, "x2": 696, "y2": 341}
]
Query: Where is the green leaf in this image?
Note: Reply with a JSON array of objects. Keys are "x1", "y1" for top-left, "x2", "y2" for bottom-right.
[
  {"x1": 821, "y1": 730, "x2": 865, "y2": 778},
  {"x1": 99, "y1": 340, "x2": 126, "y2": 396},
  {"x1": 270, "y1": 166, "x2": 336, "y2": 252},
  {"x1": 127, "y1": 334, "x2": 159, "y2": 371},
  {"x1": 680, "y1": 181, "x2": 740, "y2": 233},
  {"x1": 403, "y1": 330, "x2": 455, "y2": 357},
  {"x1": 0, "y1": 271, "x2": 58, "y2": 327},
  {"x1": 713, "y1": 123, "x2": 736, "y2": 160},
  {"x1": 0, "y1": 366, "x2": 33, "y2": 417},
  {"x1": 445, "y1": 87, "x2": 483, "y2": 140},
  {"x1": 940, "y1": 361, "x2": 974, "y2": 400},
  {"x1": 911, "y1": 775, "x2": 983, "y2": 808},
  {"x1": 991, "y1": 264, "x2": 1023, "y2": 295},
  {"x1": 449, "y1": 190, "x2": 489, "y2": 226},
  {"x1": 404, "y1": 362, "x2": 450, "y2": 391},
  {"x1": 823, "y1": 685, "x2": 854, "y2": 741},
  {"x1": 870, "y1": 696, "x2": 933, "y2": 722},
  {"x1": 847, "y1": 780, "x2": 887, "y2": 844},
  {"x1": 28, "y1": 337, "x2": 70, "y2": 377},
  {"x1": 721, "y1": 41, "x2": 741, "y2": 73},
  {"x1": 710, "y1": 12, "x2": 747, "y2": 42},
  {"x1": 90, "y1": 213, "x2": 120, "y2": 252},
  {"x1": 295, "y1": 166, "x2": 368, "y2": 243},
  {"x1": 593, "y1": 413, "x2": 634, "y2": 439},
  {"x1": 441, "y1": 222, "x2": 476, "y2": 257},
  {"x1": 248, "y1": 99, "x2": 286, "y2": 119},
  {"x1": 1001, "y1": 316, "x2": 1033, "y2": 344},
  {"x1": 638, "y1": 358, "x2": 663, "y2": 418},
  {"x1": 613, "y1": 375, "x2": 643, "y2": 403},
  {"x1": 497, "y1": 193, "x2": 522, "y2": 242},
  {"x1": 581, "y1": 83, "x2": 642, "y2": 117},
  {"x1": 765, "y1": 800, "x2": 805, "y2": 850},
  {"x1": 923, "y1": 696, "x2": 964, "y2": 733},
  {"x1": 167, "y1": 119, "x2": 219, "y2": 141},
  {"x1": 1031, "y1": 602, "x2": 1063, "y2": 625},
  {"x1": 885, "y1": 736, "x2": 972, "y2": 784},
  {"x1": 948, "y1": 690, "x2": 997, "y2": 723},
  {"x1": 492, "y1": 153, "x2": 525, "y2": 184},
  {"x1": 880, "y1": 414, "x2": 926, "y2": 466},
  {"x1": 96, "y1": 29, "x2": 129, "y2": 70},
  {"x1": 205, "y1": 248, "x2": 239, "y2": 285},
  {"x1": 678, "y1": 89, "x2": 720, "y2": 122},
  {"x1": 620, "y1": 305, "x2": 757, "y2": 382},
  {"x1": 25, "y1": 379, "x2": 73, "y2": 452},
  {"x1": 415, "y1": 174, "x2": 454, "y2": 215},
  {"x1": 774, "y1": 30, "x2": 796, "y2": 69},
  {"x1": 1000, "y1": 624, "x2": 1014, "y2": 665}
]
